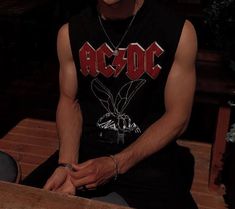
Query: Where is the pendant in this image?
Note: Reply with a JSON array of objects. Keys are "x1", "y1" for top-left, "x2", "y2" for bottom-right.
[{"x1": 113, "y1": 49, "x2": 119, "y2": 56}]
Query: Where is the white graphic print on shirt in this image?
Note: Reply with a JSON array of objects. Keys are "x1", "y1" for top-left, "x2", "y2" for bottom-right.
[{"x1": 91, "y1": 78, "x2": 146, "y2": 143}]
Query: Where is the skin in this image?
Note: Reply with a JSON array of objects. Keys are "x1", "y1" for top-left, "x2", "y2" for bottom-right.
[
  {"x1": 44, "y1": 0, "x2": 197, "y2": 195},
  {"x1": 97, "y1": 0, "x2": 144, "y2": 19}
]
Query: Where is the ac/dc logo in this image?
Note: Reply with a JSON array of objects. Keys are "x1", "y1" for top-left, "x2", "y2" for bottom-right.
[{"x1": 79, "y1": 42, "x2": 164, "y2": 80}]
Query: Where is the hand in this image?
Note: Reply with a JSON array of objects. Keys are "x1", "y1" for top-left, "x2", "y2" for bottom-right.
[
  {"x1": 43, "y1": 167, "x2": 76, "y2": 195},
  {"x1": 70, "y1": 157, "x2": 116, "y2": 190}
]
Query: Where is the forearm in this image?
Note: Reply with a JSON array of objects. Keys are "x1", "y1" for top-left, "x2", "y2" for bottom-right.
[
  {"x1": 115, "y1": 112, "x2": 188, "y2": 174},
  {"x1": 57, "y1": 98, "x2": 83, "y2": 164}
]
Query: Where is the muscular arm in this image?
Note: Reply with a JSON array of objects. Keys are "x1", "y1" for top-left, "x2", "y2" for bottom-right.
[
  {"x1": 44, "y1": 24, "x2": 82, "y2": 194},
  {"x1": 56, "y1": 24, "x2": 82, "y2": 164},
  {"x1": 44, "y1": 25, "x2": 82, "y2": 194},
  {"x1": 115, "y1": 20, "x2": 197, "y2": 173}
]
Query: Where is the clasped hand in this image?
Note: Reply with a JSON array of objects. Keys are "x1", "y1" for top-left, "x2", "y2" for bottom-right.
[
  {"x1": 44, "y1": 156, "x2": 116, "y2": 195},
  {"x1": 70, "y1": 156, "x2": 116, "y2": 190}
]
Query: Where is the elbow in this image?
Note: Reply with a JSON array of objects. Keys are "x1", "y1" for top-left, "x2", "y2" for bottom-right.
[
  {"x1": 164, "y1": 111, "x2": 190, "y2": 138},
  {"x1": 176, "y1": 117, "x2": 190, "y2": 137},
  {"x1": 164, "y1": 108, "x2": 192, "y2": 138}
]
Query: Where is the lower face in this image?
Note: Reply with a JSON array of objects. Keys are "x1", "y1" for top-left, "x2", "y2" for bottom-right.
[{"x1": 99, "y1": 0, "x2": 123, "y2": 5}]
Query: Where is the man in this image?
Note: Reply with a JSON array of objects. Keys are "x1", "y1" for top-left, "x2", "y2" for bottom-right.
[{"x1": 43, "y1": 0, "x2": 198, "y2": 208}]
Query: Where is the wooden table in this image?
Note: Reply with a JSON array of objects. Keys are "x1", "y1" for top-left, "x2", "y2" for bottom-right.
[
  {"x1": 0, "y1": 181, "x2": 131, "y2": 209},
  {"x1": 0, "y1": 118, "x2": 58, "y2": 179}
]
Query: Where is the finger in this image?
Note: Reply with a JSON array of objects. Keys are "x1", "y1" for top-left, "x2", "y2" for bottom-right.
[
  {"x1": 56, "y1": 185, "x2": 75, "y2": 195},
  {"x1": 70, "y1": 175, "x2": 96, "y2": 188},
  {"x1": 44, "y1": 177, "x2": 65, "y2": 191},
  {"x1": 77, "y1": 177, "x2": 108, "y2": 191},
  {"x1": 43, "y1": 180, "x2": 55, "y2": 191},
  {"x1": 72, "y1": 161, "x2": 90, "y2": 171},
  {"x1": 84, "y1": 183, "x2": 97, "y2": 190},
  {"x1": 69, "y1": 167, "x2": 93, "y2": 180}
]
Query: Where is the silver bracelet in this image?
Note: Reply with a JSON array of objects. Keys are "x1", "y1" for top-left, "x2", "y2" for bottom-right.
[
  {"x1": 108, "y1": 155, "x2": 119, "y2": 181},
  {"x1": 58, "y1": 163, "x2": 73, "y2": 171}
]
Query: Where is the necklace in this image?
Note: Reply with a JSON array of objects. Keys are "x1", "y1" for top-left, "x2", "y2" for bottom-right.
[{"x1": 98, "y1": 9, "x2": 137, "y2": 56}]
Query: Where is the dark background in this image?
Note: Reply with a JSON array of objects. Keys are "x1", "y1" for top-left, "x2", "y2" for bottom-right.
[
  {"x1": 0, "y1": 0, "x2": 235, "y2": 207},
  {"x1": 0, "y1": 0, "x2": 234, "y2": 141}
]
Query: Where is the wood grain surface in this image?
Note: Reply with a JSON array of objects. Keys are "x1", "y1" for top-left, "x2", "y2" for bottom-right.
[{"x1": 0, "y1": 181, "x2": 132, "y2": 209}]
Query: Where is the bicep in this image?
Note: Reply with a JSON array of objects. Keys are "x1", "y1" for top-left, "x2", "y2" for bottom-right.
[
  {"x1": 164, "y1": 20, "x2": 197, "y2": 121},
  {"x1": 57, "y1": 24, "x2": 78, "y2": 101}
]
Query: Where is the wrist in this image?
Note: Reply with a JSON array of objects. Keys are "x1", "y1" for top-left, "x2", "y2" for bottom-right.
[
  {"x1": 57, "y1": 162, "x2": 73, "y2": 171},
  {"x1": 58, "y1": 150, "x2": 78, "y2": 165},
  {"x1": 108, "y1": 155, "x2": 119, "y2": 180},
  {"x1": 114, "y1": 151, "x2": 135, "y2": 174}
]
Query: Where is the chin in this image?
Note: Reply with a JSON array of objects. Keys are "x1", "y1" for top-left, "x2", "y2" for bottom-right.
[{"x1": 101, "y1": 0, "x2": 122, "y2": 5}]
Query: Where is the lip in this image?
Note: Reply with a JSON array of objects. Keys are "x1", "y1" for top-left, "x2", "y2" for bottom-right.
[{"x1": 101, "y1": 0, "x2": 122, "y2": 6}]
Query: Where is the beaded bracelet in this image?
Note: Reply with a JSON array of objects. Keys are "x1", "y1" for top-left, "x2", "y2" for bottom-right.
[
  {"x1": 108, "y1": 155, "x2": 119, "y2": 181},
  {"x1": 58, "y1": 163, "x2": 73, "y2": 171}
]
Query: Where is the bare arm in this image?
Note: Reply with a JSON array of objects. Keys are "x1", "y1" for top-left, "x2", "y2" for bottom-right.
[
  {"x1": 56, "y1": 24, "x2": 82, "y2": 164},
  {"x1": 116, "y1": 20, "x2": 197, "y2": 173},
  {"x1": 44, "y1": 24, "x2": 82, "y2": 193}
]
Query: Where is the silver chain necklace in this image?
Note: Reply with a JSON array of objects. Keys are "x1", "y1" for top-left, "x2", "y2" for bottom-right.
[{"x1": 98, "y1": 12, "x2": 137, "y2": 56}]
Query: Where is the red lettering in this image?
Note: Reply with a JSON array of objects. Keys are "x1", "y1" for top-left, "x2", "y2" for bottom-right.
[
  {"x1": 126, "y1": 43, "x2": 145, "y2": 80},
  {"x1": 112, "y1": 48, "x2": 127, "y2": 77},
  {"x1": 97, "y1": 43, "x2": 115, "y2": 78},
  {"x1": 79, "y1": 41, "x2": 164, "y2": 80},
  {"x1": 79, "y1": 42, "x2": 97, "y2": 77},
  {"x1": 146, "y1": 42, "x2": 164, "y2": 79}
]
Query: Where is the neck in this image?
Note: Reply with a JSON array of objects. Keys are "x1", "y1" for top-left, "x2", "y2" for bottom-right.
[{"x1": 97, "y1": 0, "x2": 144, "y2": 20}]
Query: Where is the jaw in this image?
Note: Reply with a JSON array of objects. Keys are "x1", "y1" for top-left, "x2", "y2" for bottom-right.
[
  {"x1": 97, "y1": 0, "x2": 136, "y2": 19},
  {"x1": 99, "y1": 0, "x2": 122, "y2": 6}
]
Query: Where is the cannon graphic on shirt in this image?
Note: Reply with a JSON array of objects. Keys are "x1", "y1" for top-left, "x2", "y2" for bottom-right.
[{"x1": 91, "y1": 78, "x2": 146, "y2": 144}]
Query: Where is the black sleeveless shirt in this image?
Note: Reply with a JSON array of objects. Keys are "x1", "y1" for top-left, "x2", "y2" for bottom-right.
[
  {"x1": 68, "y1": 2, "x2": 198, "y2": 209},
  {"x1": 69, "y1": 0, "x2": 185, "y2": 157}
]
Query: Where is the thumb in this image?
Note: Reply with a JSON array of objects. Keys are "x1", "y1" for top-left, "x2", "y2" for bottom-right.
[
  {"x1": 71, "y1": 163, "x2": 82, "y2": 171},
  {"x1": 72, "y1": 161, "x2": 90, "y2": 171},
  {"x1": 44, "y1": 179, "x2": 55, "y2": 191}
]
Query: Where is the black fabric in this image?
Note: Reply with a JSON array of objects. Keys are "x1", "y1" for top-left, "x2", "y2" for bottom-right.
[
  {"x1": 68, "y1": 0, "x2": 185, "y2": 138},
  {"x1": 0, "y1": 150, "x2": 18, "y2": 182},
  {"x1": 68, "y1": 0, "x2": 196, "y2": 208}
]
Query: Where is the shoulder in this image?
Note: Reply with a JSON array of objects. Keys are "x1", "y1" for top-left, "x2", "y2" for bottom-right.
[
  {"x1": 57, "y1": 23, "x2": 74, "y2": 62},
  {"x1": 58, "y1": 23, "x2": 69, "y2": 36},
  {"x1": 57, "y1": 23, "x2": 69, "y2": 45},
  {"x1": 173, "y1": 20, "x2": 197, "y2": 68},
  {"x1": 181, "y1": 20, "x2": 197, "y2": 40},
  {"x1": 178, "y1": 20, "x2": 198, "y2": 55}
]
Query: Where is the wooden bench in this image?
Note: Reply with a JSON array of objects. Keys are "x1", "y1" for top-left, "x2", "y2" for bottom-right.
[{"x1": 0, "y1": 118, "x2": 227, "y2": 209}]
